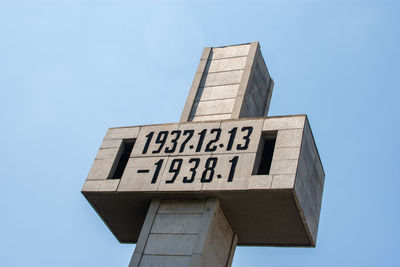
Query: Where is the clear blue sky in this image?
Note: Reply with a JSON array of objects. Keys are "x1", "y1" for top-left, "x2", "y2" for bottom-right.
[{"x1": 1, "y1": 0, "x2": 399, "y2": 266}]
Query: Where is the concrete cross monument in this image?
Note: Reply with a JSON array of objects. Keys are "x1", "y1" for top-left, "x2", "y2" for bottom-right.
[{"x1": 82, "y1": 42, "x2": 325, "y2": 267}]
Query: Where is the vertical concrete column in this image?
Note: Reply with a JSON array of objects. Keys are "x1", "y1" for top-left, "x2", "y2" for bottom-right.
[{"x1": 129, "y1": 199, "x2": 237, "y2": 267}]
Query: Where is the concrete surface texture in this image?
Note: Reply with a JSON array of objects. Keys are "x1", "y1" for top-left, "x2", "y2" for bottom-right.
[{"x1": 129, "y1": 199, "x2": 236, "y2": 267}]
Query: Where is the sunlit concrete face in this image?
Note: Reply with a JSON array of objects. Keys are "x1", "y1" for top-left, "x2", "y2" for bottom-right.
[{"x1": 82, "y1": 42, "x2": 325, "y2": 248}]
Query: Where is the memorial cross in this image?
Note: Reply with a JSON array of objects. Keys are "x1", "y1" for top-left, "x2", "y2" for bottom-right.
[{"x1": 82, "y1": 42, "x2": 325, "y2": 267}]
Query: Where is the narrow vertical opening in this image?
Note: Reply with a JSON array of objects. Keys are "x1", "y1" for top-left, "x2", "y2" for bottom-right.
[
  {"x1": 108, "y1": 139, "x2": 135, "y2": 179},
  {"x1": 256, "y1": 131, "x2": 277, "y2": 175}
]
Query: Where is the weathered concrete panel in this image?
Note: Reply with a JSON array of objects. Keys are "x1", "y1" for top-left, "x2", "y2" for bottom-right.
[
  {"x1": 86, "y1": 158, "x2": 114, "y2": 180},
  {"x1": 248, "y1": 175, "x2": 273, "y2": 190},
  {"x1": 263, "y1": 116, "x2": 305, "y2": 131},
  {"x1": 82, "y1": 180, "x2": 102, "y2": 191},
  {"x1": 269, "y1": 159, "x2": 299, "y2": 175},
  {"x1": 99, "y1": 179, "x2": 119, "y2": 191},
  {"x1": 272, "y1": 147, "x2": 301, "y2": 160},
  {"x1": 190, "y1": 114, "x2": 231, "y2": 121},
  {"x1": 105, "y1": 127, "x2": 140, "y2": 139},
  {"x1": 100, "y1": 138, "x2": 123, "y2": 149},
  {"x1": 190, "y1": 98, "x2": 235, "y2": 117},
  {"x1": 271, "y1": 174, "x2": 295, "y2": 189},
  {"x1": 195, "y1": 85, "x2": 239, "y2": 101},
  {"x1": 211, "y1": 44, "x2": 250, "y2": 60},
  {"x1": 275, "y1": 129, "x2": 303, "y2": 148},
  {"x1": 152, "y1": 214, "x2": 203, "y2": 234},
  {"x1": 206, "y1": 57, "x2": 247, "y2": 73},
  {"x1": 144, "y1": 234, "x2": 197, "y2": 255},
  {"x1": 95, "y1": 147, "x2": 119, "y2": 160},
  {"x1": 200, "y1": 70, "x2": 243, "y2": 87},
  {"x1": 158, "y1": 200, "x2": 205, "y2": 214}
]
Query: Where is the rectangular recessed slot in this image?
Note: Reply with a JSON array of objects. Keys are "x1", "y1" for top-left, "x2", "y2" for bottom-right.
[
  {"x1": 255, "y1": 131, "x2": 277, "y2": 175},
  {"x1": 108, "y1": 139, "x2": 135, "y2": 179}
]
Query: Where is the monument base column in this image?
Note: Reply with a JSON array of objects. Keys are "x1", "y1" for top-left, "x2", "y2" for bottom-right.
[{"x1": 129, "y1": 199, "x2": 237, "y2": 267}]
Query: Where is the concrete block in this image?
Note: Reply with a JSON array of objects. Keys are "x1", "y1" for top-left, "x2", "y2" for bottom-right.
[
  {"x1": 131, "y1": 124, "x2": 179, "y2": 157},
  {"x1": 86, "y1": 158, "x2": 114, "y2": 180},
  {"x1": 272, "y1": 147, "x2": 301, "y2": 160},
  {"x1": 217, "y1": 119, "x2": 264, "y2": 154},
  {"x1": 82, "y1": 179, "x2": 119, "y2": 192},
  {"x1": 82, "y1": 180, "x2": 101, "y2": 191},
  {"x1": 206, "y1": 57, "x2": 247, "y2": 73},
  {"x1": 211, "y1": 44, "x2": 250, "y2": 60},
  {"x1": 140, "y1": 255, "x2": 191, "y2": 267},
  {"x1": 95, "y1": 147, "x2": 119, "y2": 160},
  {"x1": 105, "y1": 127, "x2": 140, "y2": 139},
  {"x1": 195, "y1": 84, "x2": 239, "y2": 101},
  {"x1": 263, "y1": 116, "x2": 306, "y2": 131},
  {"x1": 248, "y1": 175, "x2": 272, "y2": 190},
  {"x1": 190, "y1": 114, "x2": 231, "y2": 121},
  {"x1": 269, "y1": 159, "x2": 298, "y2": 175},
  {"x1": 200, "y1": 70, "x2": 243, "y2": 87},
  {"x1": 151, "y1": 214, "x2": 203, "y2": 234},
  {"x1": 190, "y1": 98, "x2": 235, "y2": 117},
  {"x1": 275, "y1": 129, "x2": 303, "y2": 148},
  {"x1": 144, "y1": 234, "x2": 197, "y2": 255},
  {"x1": 271, "y1": 174, "x2": 295, "y2": 189},
  {"x1": 118, "y1": 157, "x2": 168, "y2": 192},
  {"x1": 99, "y1": 179, "x2": 119, "y2": 191},
  {"x1": 158, "y1": 200, "x2": 206, "y2": 214},
  {"x1": 100, "y1": 138, "x2": 123, "y2": 149}
]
